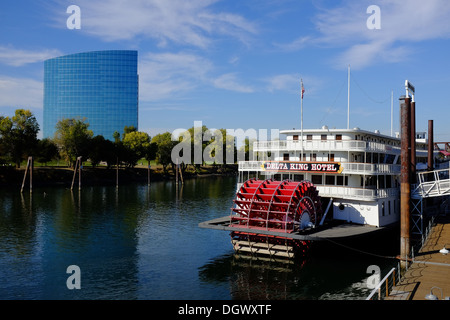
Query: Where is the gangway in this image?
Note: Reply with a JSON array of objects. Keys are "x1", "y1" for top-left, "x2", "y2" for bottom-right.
[
  {"x1": 434, "y1": 142, "x2": 450, "y2": 158},
  {"x1": 410, "y1": 168, "x2": 450, "y2": 236}
]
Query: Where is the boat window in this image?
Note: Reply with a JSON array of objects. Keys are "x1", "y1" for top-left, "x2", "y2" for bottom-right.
[
  {"x1": 307, "y1": 134, "x2": 313, "y2": 141},
  {"x1": 378, "y1": 175, "x2": 385, "y2": 188},
  {"x1": 386, "y1": 175, "x2": 392, "y2": 188},
  {"x1": 293, "y1": 135, "x2": 299, "y2": 141},
  {"x1": 337, "y1": 175, "x2": 349, "y2": 186},
  {"x1": 325, "y1": 175, "x2": 335, "y2": 185},
  {"x1": 321, "y1": 134, "x2": 327, "y2": 141},
  {"x1": 312, "y1": 175, "x2": 323, "y2": 185},
  {"x1": 336, "y1": 134, "x2": 342, "y2": 141}
]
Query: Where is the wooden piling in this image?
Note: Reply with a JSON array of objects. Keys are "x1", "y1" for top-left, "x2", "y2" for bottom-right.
[
  {"x1": 20, "y1": 156, "x2": 33, "y2": 193},
  {"x1": 410, "y1": 101, "x2": 416, "y2": 183},
  {"x1": 428, "y1": 120, "x2": 434, "y2": 171},
  {"x1": 116, "y1": 157, "x2": 119, "y2": 189},
  {"x1": 71, "y1": 156, "x2": 82, "y2": 191},
  {"x1": 400, "y1": 97, "x2": 411, "y2": 267}
]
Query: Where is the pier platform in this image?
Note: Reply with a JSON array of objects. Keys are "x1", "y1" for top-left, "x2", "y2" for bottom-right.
[
  {"x1": 387, "y1": 215, "x2": 450, "y2": 300},
  {"x1": 199, "y1": 216, "x2": 393, "y2": 241}
]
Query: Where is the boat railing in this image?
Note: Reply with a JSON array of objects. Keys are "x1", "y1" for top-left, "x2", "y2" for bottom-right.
[
  {"x1": 317, "y1": 186, "x2": 399, "y2": 200},
  {"x1": 342, "y1": 163, "x2": 400, "y2": 174},
  {"x1": 411, "y1": 167, "x2": 450, "y2": 199},
  {"x1": 238, "y1": 161, "x2": 401, "y2": 175},
  {"x1": 253, "y1": 139, "x2": 401, "y2": 154}
]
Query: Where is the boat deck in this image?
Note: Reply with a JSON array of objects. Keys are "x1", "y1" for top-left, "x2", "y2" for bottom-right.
[
  {"x1": 199, "y1": 216, "x2": 391, "y2": 241},
  {"x1": 386, "y1": 215, "x2": 450, "y2": 300}
]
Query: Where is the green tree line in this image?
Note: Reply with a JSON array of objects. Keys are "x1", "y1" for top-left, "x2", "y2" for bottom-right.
[{"x1": 0, "y1": 109, "x2": 249, "y2": 171}]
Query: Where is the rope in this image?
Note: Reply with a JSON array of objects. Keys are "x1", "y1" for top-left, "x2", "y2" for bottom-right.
[
  {"x1": 322, "y1": 237, "x2": 398, "y2": 260},
  {"x1": 319, "y1": 78, "x2": 346, "y2": 125},
  {"x1": 350, "y1": 71, "x2": 391, "y2": 104}
]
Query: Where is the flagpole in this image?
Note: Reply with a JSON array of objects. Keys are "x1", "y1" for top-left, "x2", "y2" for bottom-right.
[
  {"x1": 347, "y1": 64, "x2": 350, "y2": 130},
  {"x1": 301, "y1": 79, "x2": 304, "y2": 161}
]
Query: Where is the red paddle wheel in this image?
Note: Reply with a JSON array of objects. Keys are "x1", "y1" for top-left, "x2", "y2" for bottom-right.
[{"x1": 230, "y1": 178, "x2": 322, "y2": 258}]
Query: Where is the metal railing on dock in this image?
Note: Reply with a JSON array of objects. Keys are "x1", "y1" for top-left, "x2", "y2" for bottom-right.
[
  {"x1": 366, "y1": 216, "x2": 437, "y2": 300},
  {"x1": 366, "y1": 266, "x2": 401, "y2": 300}
]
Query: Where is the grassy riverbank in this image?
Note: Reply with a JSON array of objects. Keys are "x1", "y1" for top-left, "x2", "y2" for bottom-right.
[{"x1": 0, "y1": 163, "x2": 238, "y2": 189}]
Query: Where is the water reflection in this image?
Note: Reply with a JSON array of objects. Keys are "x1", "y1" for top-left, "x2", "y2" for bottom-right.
[
  {"x1": 0, "y1": 176, "x2": 397, "y2": 300},
  {"x1": 1, "y1": 186, "x2": 145, "y2": 299},
  {"x1": 199, "y1": 240, "x2": 397, "y2": 300}
]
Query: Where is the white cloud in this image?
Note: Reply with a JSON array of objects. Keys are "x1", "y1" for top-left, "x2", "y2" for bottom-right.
[
  {"x1": 266, "y1": 74, "x2": 299, "y2": 93},
  {"x1": 0, "y1": 46, "x2": 61, "y2": 67},
  {"x1": 139, "y1": 51, "x2": 213, "y2": 101},
  {"x1": 59, "y1": 0, "x2": 257, "y2": 48},
  {"x1": 139, "y1": 51, "x2": 258, "y2": 101},
  {"x1": 0, "y1": 76, "x2": 43, "y2": 109},
  {"x1": 265, "y1": 74, "x2": 323, "y2": 96},
  {"x1": 287, "y1": 0, "x2": 450, "y2": 69},
  {"x1": 273, "y1": 36, "x2": 311, "y2": 52},
  {"x1": 213, "y1": 73, "x2": 254, "y2": 93}
]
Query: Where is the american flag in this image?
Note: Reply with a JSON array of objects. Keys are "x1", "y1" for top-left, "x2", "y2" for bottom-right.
[{"x1": 301, "y1": 79, "x2": 305, "y2": 99}]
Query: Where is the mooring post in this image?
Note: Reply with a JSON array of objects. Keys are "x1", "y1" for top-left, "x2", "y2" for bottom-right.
[
  {"x1": 428, "y1": 120, "x2": 434, "y2": 171},
  {"x1": 410, "y1": 100, "x2": 416, "y2": 184},
  {"x1": 21, "y1": 156, "x2": 33, "y2": 193},
  {"x1": 78, "y1": 156, "x2": 82, "y2": 191},
  {"x1": 400, "y1": 96, "x2": 411, "y2": 268},
  {"x1": 116, "y1": 156, "x2": 119, "y2": 189},
  {"x1": 179, "y1": 164, "x2": 184, "y2": 185},
  {"x1": 71, "y1": 156, "x2": 82, "y2": 191},
  {"x1": 30, "y1": 156, "x2": 33, "y2": 193},
  {"x1": 176, "y1": 159, "x2": 179, "y2": 185}
]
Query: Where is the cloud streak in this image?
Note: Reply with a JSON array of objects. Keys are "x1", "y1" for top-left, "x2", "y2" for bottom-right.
[
  {"x1": 0, "y1": 76, "x2": 43, "y2": 109},
  {"x1": 139, "y1": 51, "x2": 213, "y2": 101},
  {"x1": 59, "y1": 0, "x2": 257, "y2": 48},
  {"x1": 279, "y1": 0, "x2": 450, "y2": 69},
  {"x1": 0, "y1": 46, "x2": 61, "y2": 67}
]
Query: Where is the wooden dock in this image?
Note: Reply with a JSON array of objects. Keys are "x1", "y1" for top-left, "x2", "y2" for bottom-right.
[{"x1": 387, "y1": 215, "x2": 450, "y2": 300}]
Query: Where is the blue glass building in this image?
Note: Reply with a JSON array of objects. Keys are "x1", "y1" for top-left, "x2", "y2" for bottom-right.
[{"x1": 43, "y1": 50, "x2": 138, "y2": 140}]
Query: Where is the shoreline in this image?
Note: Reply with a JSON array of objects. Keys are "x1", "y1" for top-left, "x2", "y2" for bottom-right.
[{"x1": 0, "y1": 165, "x2": 238, "y2": 189}]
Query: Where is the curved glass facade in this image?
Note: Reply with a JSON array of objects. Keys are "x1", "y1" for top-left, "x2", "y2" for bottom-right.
[{"x1": 43, "y1": 50, "x2": 138, "y2": 140}]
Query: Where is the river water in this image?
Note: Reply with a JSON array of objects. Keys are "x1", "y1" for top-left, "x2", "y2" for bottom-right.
[{"x1": 0, "y1": 176, "x2": 398, "y2": 300}]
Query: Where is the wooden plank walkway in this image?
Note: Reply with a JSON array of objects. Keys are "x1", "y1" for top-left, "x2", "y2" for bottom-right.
[{"x1": 387, "y1": 215, "x2": 450, "y2": 300}]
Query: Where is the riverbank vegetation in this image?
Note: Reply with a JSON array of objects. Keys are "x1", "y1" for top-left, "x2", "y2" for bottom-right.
[{"x1": 0, "y1": 109, "x2": 241, "y2": 187}]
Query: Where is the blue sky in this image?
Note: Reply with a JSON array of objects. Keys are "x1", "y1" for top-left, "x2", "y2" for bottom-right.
[{"x1": 1, "y1": 0, "x2": 450, "y2": 141}]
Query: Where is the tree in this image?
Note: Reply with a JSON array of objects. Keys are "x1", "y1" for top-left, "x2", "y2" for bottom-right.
[
  {"x1": 36, "y1": 138, "x2": 59, "y2": 165},
  {"x1": 152, "y1": 132, "x2": 176, "y2": 174},
  {"x1": 88, "y1": 135, "x2": 107, "y2": 167},
  {"x1": 238, "y1": 138, "x2": 255, "y2": 161},
  {"x1": 122, "y1": 130, "x2": 151, "y2": 167},
  {"x1": 113, "y1": 131, "x2": 121, "y2": 143},
  {"x1": 54, "y1": 118, "x2": 93, "y2": 167},
  {"x1": 123, "y1": 125, "x2": 137, "y2": 135},
  {"x1": 0, "y1": 109, "x2": 39, "y2": 168}
]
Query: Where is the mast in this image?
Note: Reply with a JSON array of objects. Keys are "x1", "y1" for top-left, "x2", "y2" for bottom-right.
[
  {"x1": 347, "y1": 64, "x2": 350, "y2": 130},
  {"x1": 301, "y1": 78, "x2": 304, "y2": 161},
  {"x1": 391, "y1": 90, "x2": 394, "y2": 137}
]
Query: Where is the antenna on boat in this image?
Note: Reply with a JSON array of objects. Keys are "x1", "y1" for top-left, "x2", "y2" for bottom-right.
[
  {"x1": 301, "y1": 78, "x2": 304, "y2": 161},
  {"x1": 391, "y1": 90, "x2": 394, "y2": 137},
  {"x1": 347, "y1": 64, "x2": 350, "y2": 130}
]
